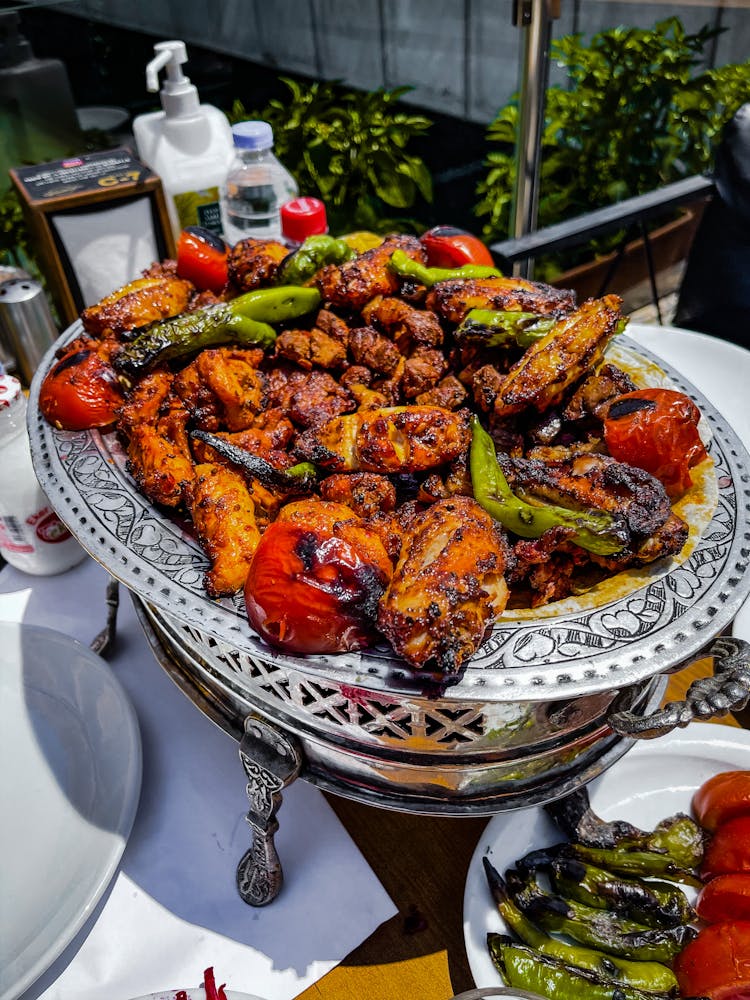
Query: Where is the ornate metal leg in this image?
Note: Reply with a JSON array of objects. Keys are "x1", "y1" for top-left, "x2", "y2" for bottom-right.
[
  {"x1": 236, "y1": 715, "x2": 303, "y2": 906},
  {"x1": 90, "y1": 576, "x2": 120, "y2": 659}
]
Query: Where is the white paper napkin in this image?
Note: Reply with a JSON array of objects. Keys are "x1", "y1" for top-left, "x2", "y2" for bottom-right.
[{"x1": 1, "y1": 558, "x2": 396, "y2": 1000}]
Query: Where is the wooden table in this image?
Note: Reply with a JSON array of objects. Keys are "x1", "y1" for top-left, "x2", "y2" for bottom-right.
[{"x1": 298, "y1": 656, "x2": 743, "y2": 1000}]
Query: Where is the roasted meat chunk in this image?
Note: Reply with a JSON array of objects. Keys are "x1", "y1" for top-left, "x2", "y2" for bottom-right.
[
  {"x1": 493, "y1": 295, "x2": 624, "y2": 418},
  {"x1": 82, "y1": 275, "x2": 193, "y2": 336},
  {"x1": 319, "y1": 472, "x2": 397, "y2": 517},
  {"x1": 402, "y1": 347, "x2": 447, "y2": 399},
  {"x1": 316, "y1": 235, "x2": 426, "y2": 311},
  {"x1": 123, "y1": 400, "x2": 195, "y2": 507},
  {"x1": 348, "y1": 326, "x2": 402, "y2": 375},
  {"x1": 294, "y1": 405, "x2": 472, "y2": 474},
  {"x1": 288, "y1": 370, "x2": 356, "y2": 427},
  {"x1": 228, "y1": 237, "x2": 290, "y2": 291},
  {"x1": 184, "y1": 462, "x2": 261, "y2": 597},
  {"x1": 274, "y1": 327, "x2": 347, "y2": 370},
  {"x1": 563, "y1": 363, "x2": 638, "y2": 422},
  {"x1": 362, "y1": 295, "x2": 444, "y2": 351},
  {"x1": 173, "y1": 347, "x2": 264, "y2": 431},
  {"x1": 426, "y1": 277, "x2": 575, "y2": 325},
  {"x1": 377, "y1": 496, "x2": 510, "y2": 675}
]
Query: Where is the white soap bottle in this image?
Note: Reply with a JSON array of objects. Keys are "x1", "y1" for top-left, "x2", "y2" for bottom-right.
[{"x1": 133, "y1": 40, "x2": 234, "y2": 241}]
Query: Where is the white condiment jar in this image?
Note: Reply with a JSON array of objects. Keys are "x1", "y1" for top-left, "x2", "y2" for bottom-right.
[{"x1": 0, "y1": 368, "x2": 85, "y2": 574}]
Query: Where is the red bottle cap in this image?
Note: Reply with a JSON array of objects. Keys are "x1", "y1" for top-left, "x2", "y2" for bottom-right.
[{"x1": 281, "y1": 197, "x2": 328, "y2": 244}]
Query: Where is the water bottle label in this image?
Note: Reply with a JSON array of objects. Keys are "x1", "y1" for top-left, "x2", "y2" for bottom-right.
[{"x1": 197, "y1": 200, "x2": 223, "y2": 235}]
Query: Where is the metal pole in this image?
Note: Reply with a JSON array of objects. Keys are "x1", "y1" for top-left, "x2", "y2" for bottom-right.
[{"x1": 511, "y1": 0, "x2": 559, "y2": 277}]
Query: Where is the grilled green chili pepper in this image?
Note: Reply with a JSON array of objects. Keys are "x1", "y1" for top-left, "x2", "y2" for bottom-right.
[
  {"x1": 388, "y1": 248, "x2": 502, "y2": 287},
  {"x1": 546, "y1": 788, "x2": 705, "y2": 871},
  {"x1": 506, "y1": 869, "x2": 695, "y2": 962},
  {"x1": 114, "y1": 286, "x2": 321, "y2": 376},
  {"x1": 569, "y1": 843, "x2": 702, "y2": 888},
  {"x1": 455, "y1": 309, "x2": 557, "y2": 348},
  {"x1": 549, "y1": 855, "x2": 695, "y2": 929},
  {"x1": 483, "y1": 860, "x2": 678, "y2": 992},
  {"x1": 191, "y1": 430, "x2": 317, "y2": 493},
  {"x1": 470, "y1": 416, "x2": 628, "y2": 555},
  {"x1": 275, "y1": 235, "x2": 355, "y2": 285},
  {"x1": 488, "y1": 936, "x2": 677, "y2": 1000}
]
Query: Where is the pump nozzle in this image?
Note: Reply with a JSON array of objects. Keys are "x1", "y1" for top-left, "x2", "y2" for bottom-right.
[{"x1": 145, "y1": 40, "x2": 188, "y2": 93}]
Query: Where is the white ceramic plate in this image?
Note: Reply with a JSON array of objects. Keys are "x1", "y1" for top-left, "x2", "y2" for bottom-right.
[
  {"x1": 0, "y1": 622, "x2": 142, "y2": 1000},
  {"x1": 463, "y1": 722, "x2": 750, "y2": 989}
]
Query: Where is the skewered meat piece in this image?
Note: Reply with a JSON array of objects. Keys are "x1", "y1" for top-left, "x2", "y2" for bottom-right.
[
  {"x1": 82, "y1": 275, "x2": 193, "y2": 336},
  {"x1": 426, "y1": 277, "x2": 575, "y2": 325},
  {"x1": 228, "y1": 237, "x2": 290, "y2": 291},
  {"x1": 362, "y1": 295, "x2": 444, "y2": 351},
  {"x1": 315, "y1": 235, "x2": 426, "y2": 311},
  {"x1": 377, "y1": 496, "x2": 510, "y2": 675},
  {"x1": 315, "y1": 308, "x2": 351, "y2": 347},
  {"x1": 415, "y1": 375, "x2": 468, "y2": 410},
  {"x1": 319, "y1": 472, "x2": 397, "y2": 517},
  {"x1": 184, "y1": 462, "x2": 261, "y2": 597},
  {"x1": 288, "y1": 370, "x2": 356, "y2": 428},
  {"x1": 348, "y1": 326, "x2": 402, "y2": 375},
  {"x1": 294, "y1": 406, "x2": 471, "y2": 473},
  {"x1": 274, "y1": 327, "x2": 347, "y2": 370},
  {"x1": 563, "y1": 363, "x2": 637, "y2": 422},
  {"x1": 493, "y1": 295, "x2": 624, "y2": 418},
  {"x1": 402, "y1": 347, "x2": 448, "y2": 399}
]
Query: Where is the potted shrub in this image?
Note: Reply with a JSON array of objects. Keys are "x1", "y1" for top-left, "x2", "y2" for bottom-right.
[{"x1": 475, "y1": 17, "x2": 750, "y2": 291}]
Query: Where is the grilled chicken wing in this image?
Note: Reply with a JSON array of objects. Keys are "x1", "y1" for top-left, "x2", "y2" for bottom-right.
[
  {"x1": 425, "y1": 277, "x2": 575, "y2": 325},
  {"x1": 493, "y1": 295, "x2": 624, "y2": 418},
  {"x1": 377, "y1": 496, "x2": 510, "y2": 675},
  {"x1": 174, "y1": 347, "x2": 264, "y2": 431},
  {"x1": 294, "y1": 405, "x2": 471, "y2": 473},
  {"x1": 184, "y1": 462, "x2": 261, "y2": 597},
  {"x1": 82, "y1": 275, "x2": 193, "y2": 336},
  {"x1": 228, "y1": 238, "x2": 290, "y2": 292},
  {"x1": 316, "y1": 235, "x2": 426, "y2": 311}
]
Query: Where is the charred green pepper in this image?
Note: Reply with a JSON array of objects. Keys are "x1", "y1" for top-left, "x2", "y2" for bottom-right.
[
  {"x1": 470, "y1": 417, "x2": 628, "y2": 556},
  {"x1": 455, "y1": 309, "x2": 557, "y2": 348},
  {"x1": 275, "y1": 234, "x2": 355, "y2": 285},
  {"x1": 488, "y1": 936, "x2": 677, "y2": 1000},
  {"x1": 569, "y1": 843, "x2": 702, "y2": 888},
  {"x1": 114, "y1": 286, "x2": 321, "y2": 376},
  {"x1": 483, "y1": 860, "x2": 678, "y2": 992},
  {"x1": 191, "y1": 430, "x2": 317, "y2": 493},
  {"x1": 388, "y1": 248, "x2": 502, "y2": 286},
  {"x1": 505, "y1": 869, "x2": 695, "y2": 962}
]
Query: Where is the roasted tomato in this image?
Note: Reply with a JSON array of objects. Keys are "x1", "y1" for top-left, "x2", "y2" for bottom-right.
[
  {"x1": 39, "y1": 344, "x2": 123, "y2": 431},
  {"x1": 176, "y1": 226, "x2": 229, "y2": 293},
  {"x1": 675, "y1": 921, "x2": 750, "y2": 999},
  {"x1": 697, "y1": 874, "x2": 750, "y2": 923},
  {"x1": 603, "y1": 387, "x2": 708, "y2": 497},
  {"x1": 694, "y1": 770, "x2": 750, "y2": 831},
  {"x1": 244, "y1": 503, "x2": 393, "y2": 655},
  {"x1": 702, "y1": 815, "x2": 750, "y2": 881},
  {"x1": 420, "y1": 225, "x2": 495, "y2": 268}
]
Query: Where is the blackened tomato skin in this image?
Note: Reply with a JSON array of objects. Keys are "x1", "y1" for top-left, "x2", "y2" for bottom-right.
[
  {"x1": 39, "y1": 347, "x2": 123, "y2": 431},
  {"x1": 420, "y1": 226, "x2": 496, "y2": 268},
  {"x1": 176, "y1": 227, "x2": 229, "y2": 292},
  {"x1": 603, "y1": 387, "x2": 708, "y2": 497},
  {"x1": 244, "y1": 521, "x2": 387, "y2": 655},
  {"x1": 694, "y1": 770, "x2": 750, "y2": 831},
  {"x1": 697, "y1": 874, "x2": 750, "y2": 923}
]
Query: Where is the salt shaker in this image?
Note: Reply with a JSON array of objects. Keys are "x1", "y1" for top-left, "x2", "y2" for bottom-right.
[
  {"x1": 0, "y1": 365, "x2": 85, "y2": 574},
  {"x1": 0, "y1": 278, "x2": 58, "y2": 386}
]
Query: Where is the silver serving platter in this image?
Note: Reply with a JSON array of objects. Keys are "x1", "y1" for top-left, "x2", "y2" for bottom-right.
[{"x1": 29, "y1": 323, "x2": 750, "y2": 703}]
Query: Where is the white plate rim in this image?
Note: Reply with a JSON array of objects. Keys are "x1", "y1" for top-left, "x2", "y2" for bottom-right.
[
  {"x1": 462, "y1": 722, "x2": 750, "y2": 989},
  {"x1": 0, "y1": 621, "x2": 142, "y2": 1000}
]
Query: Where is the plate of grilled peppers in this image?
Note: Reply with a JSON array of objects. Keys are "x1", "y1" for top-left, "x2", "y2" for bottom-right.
[{"x1": 463, "y1": 722, "x2": 750, "y2": 998}]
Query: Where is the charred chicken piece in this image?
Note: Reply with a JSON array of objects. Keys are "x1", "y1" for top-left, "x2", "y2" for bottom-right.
[
  {"x1": 494, "y1": 295, "x2": 624, "y2": 418},
  {"x1": 315, "y1": 234, "x2": 426, "y2": 311},
  {"x1": 563, "y1": 363, "x2": 638, "y2": 422},
  {"x1": 593, "y1": 512, "x2": 689, "y2": 571},
  {"x1": 228, "y1": 237, "x2": 290, "y2": 292},
  {"x1": 81, "y1": 275, "x2": 193, "y2": 336},
  {"x1": 173, "y1": 347, "x2": 264, "y2": 432},
  {"x1": 294, "y1": 405, "x2": 472, "y2": 474},
  {"x1": 288, "y1": 370, "x2": 356, "y2": 428},
  {"x1": 362, "y1": 295, "x2": 444, "y2": 351},
  {"x1": 426, "y1": 277, "x2": 575, "y2": 325},
  {"x1": 183, "y1": 462, "x2": 261, "y2": 597},
  {"x1": 319, "y1": 472, "x2": 397, "y2": 517},
  {"x1": 377, "y1": 496, "x2": 510, "y2": 676},
  {"x1": 348, "y1": 325, "x2": 403, "y2": 376},
  {"x1": 402, "y1": 347, "x2": 448, "y2": 399},
  {"x1": 274, "y1": 327, "x2": 347, "y2": 370}
]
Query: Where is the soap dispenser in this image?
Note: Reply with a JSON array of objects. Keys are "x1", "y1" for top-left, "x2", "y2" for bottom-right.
[{"x1": 132, "y1": 40, "x2": 234, "y2": 239}]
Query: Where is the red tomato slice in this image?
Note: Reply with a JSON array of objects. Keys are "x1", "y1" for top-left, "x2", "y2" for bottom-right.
[
  {"x1": 675, "y1": 921, "x2": 750, "y2": 999},
  {"x1": 694, "y1": 770, "x2": 750, "y2": 831},
  {"x1": 702, "y1": 815, "x2": 750, "y2": 881},
  {"x1": 39, "y1": 345, "x2": 123, "y2": 431},
  {"x1": 244, "y1": 520, "x2": 390, "y2": 655},
  {"x1": 420, "y1": 226, "x2": 495, "y2": 267},
  {"x1": 603, "y1": 387, "x2": 708, "y2": 497},
  {"x1": 697, "y1": 873, "x2": 750, "y2": 923},
  {"x1": 176, "y1": 227, "x2": 228, "y2": 292}
]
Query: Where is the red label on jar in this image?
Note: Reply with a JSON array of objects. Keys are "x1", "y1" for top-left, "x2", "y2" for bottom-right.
[{"x1": 31, "y1": 509, "x2": 72, "y2": 544}]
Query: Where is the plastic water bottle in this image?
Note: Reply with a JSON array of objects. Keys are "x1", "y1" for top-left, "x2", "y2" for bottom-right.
[{"x1": 220, "y1": 121, "x2": 298, "y2": 245}]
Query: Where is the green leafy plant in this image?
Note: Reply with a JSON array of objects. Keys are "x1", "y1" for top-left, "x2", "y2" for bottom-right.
[
  {"x1": 476, "y1": 18, "x2": 750, "y2": 270},
  {"x1": 230, "y1": 79, "x2": 433, "y2": 234}
]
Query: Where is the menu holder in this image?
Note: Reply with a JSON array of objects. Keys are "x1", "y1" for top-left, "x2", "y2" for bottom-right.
[{"x1": 10, "y1": 148, "x2": 175, "y2": 326}]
